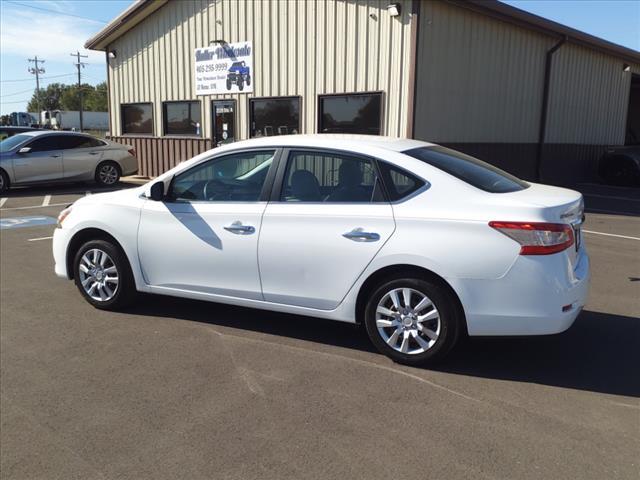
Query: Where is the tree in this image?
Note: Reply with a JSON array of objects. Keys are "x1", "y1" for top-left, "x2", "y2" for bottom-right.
[
  {"x1": 25, "y1": 82, "x2": 108, "y2": 113},
  {"x1": 26, "y1": 83, "x2": 69, "y2": 112}
]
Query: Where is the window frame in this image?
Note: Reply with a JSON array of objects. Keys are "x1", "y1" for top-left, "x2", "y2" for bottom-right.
[
  {"x1": 120, "y1": 102, "x2": 154, "y2": 136},
  {"x1": 317, "y1": 91, "x2": 384, "y2": 136},
  {"x1": 248, "y1": 96, "x2": 302, "y2": 138},
  {"x1": 269, "y1": 147, "x2": 397, "y2": 204},
  {"x1": 166, "y1": 147, "x2": 284, "y2": 204},
  {"x1": 162, "y1": 100, "x2": 202, "y2": 137}
]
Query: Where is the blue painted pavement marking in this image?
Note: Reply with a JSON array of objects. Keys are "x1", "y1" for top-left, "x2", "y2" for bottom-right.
[{"x1": 0, "y1": 216, "x2": 57, "y2": 230}]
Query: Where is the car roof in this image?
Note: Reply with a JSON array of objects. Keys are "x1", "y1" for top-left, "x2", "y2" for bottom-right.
[
  {"x1": 225, "y1": 134, "x2": 435, "y2": 152},
  {"x1": 13, "y1": 130, "x2": 94, "y2": 138}
]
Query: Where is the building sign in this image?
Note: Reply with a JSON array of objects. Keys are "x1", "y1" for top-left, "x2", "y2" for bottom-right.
[{"x1": 195, "y1": 41, "x2": 253, "y2": 95}]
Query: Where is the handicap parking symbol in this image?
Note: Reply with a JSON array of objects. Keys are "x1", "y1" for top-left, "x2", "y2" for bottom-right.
[{"x1": 0, "y1": 216, "x2": 57, "y2": 230}]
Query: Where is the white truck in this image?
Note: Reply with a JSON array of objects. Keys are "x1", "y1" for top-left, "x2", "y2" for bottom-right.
[{"x1": 41, "y1": 110, "x2": 109, "y2": 131}]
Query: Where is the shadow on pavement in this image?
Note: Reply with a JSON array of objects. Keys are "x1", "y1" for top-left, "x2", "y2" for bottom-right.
[
  {"x1": 126, "y1": 296, "x2": 639, "y2": 398},
  {"x1": 436, "y1": 310, "x2": 640, "y2": 398}
]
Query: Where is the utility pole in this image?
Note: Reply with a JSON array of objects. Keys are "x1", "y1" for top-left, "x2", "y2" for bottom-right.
[
  {"x1": 28, "y1": 56, "x2": 45, "y2": 125},
  {"x1": 71, "y1": 51, "x2": 88, "y2": 131}
]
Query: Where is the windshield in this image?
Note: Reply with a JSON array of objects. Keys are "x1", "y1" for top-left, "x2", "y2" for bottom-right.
[
  {"x1": 404, "y1": 146, "x2": 529, "y2": 193},
  {"x1": 0, "y1": 134, "x2": 31, "y2": 153}
]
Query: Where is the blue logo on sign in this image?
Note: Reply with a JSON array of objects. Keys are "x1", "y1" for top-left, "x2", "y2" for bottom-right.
[{"x1": 0, "y1": 216, "x2": 57, "y2": 230}]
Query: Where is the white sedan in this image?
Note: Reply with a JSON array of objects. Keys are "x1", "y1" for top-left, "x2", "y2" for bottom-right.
[{"x1": 52, "y1": 135, "x2": 589, "y2": 364}]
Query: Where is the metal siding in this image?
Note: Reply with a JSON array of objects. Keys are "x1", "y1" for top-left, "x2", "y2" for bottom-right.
[
  {"x1": 546, "y1": 43, "x2": 635, "y2": 145},
  {"x1": 414, "y1": 1, "x2": 636, "y2": 148},
  {"x1": 414, "y1": 0, "x2": 551, "y2": 143},
  {"x1": 108, "y1": 0, "x2": 414, "y2": 143}
]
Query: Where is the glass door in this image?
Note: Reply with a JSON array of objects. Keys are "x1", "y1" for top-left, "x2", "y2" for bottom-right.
[{"x1": 212, "y1": 100, "x2": 236, "y2": 147}]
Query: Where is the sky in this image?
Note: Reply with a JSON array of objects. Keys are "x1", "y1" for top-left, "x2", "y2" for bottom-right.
[{"x1": 1, "y1": 0, "x2": 639, "y2": 116}]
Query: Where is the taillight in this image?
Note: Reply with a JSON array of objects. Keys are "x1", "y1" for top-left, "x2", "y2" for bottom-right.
[
  {"x1": 128, "y1": 148, "x2": 136, "y2": 157},
  {"x1": 489, "y1": 221, "x2": 574, "y2": 255}
]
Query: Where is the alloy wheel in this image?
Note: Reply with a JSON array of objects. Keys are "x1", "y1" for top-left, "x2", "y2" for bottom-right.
[
  {"x1": 98, "y1": 164, "x2": 119, "y2": 185},
  {"x1": 375, "y1": 287, "x2": 440, "y2": 355},
  {"x1": 78, "y1": 248, "x2": 119, "y2": 302}
]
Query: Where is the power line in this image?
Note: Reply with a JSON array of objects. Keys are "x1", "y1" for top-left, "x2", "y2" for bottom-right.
[
  {"x1": 0, "y1": 73, "x2": 75, "y2": 83},
  {"x1": 0, "y1": 99, "x2": 31, "y2": 105},
  {"x1": 0, "y1": 88, "x2": 34, "y2": 98},
  {"x1": 3, "y1": 0, "x2": 108, "y2": 24}
]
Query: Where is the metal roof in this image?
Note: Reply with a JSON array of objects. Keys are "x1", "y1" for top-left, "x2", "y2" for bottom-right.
[{"x1": 85, "y1": 0, "x2": 640, "y2": 63}]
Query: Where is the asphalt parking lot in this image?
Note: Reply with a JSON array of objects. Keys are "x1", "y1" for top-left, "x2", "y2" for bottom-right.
[{"x1": 1, "y1": 182, "x2": 638, "y2": 480}]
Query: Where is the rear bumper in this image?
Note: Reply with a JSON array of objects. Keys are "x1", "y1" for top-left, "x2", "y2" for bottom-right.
[
  {"x1": 459, "y1": 247, "x2": 590, "y2": 336},
  {"x1": 120, "y1": 155, "x2": 139, "y2": 177}
]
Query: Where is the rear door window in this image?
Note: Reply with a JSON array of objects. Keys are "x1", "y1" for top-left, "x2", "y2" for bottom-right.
[
  {"x1": 404, "y1": 146, "x2": 528, "y2": 193},
  {"x1": 378, "y1": 162, "x2": 425, "y2": 201}
]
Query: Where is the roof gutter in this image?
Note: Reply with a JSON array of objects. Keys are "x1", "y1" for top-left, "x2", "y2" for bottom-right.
[{"x1": 535, "y1": 35, "x2": 567, "y2": 182}]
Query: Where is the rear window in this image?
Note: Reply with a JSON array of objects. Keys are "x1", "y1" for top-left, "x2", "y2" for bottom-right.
[{"x1": 404, "y1": 146, "x2": 529, "y2": 193}]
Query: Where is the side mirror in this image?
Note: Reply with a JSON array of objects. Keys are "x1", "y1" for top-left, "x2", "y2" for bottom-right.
[
  {"x1": 149, "y1": 181, "x2": 165, "y2": 201},
  {"x1": 18, "y1": 147, "x2": 31, "y2": 154}
]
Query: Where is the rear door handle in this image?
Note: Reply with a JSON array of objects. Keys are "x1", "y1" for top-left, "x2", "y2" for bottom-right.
[
  {"x1": 51, "y1": 154, "x2": 61, "y2": 158},
  {"x1": 342, "y1": 228, "x2": 380, "y2": 242},
  {"x1": 224, "y1": 221, "x2": 255, "y2": 235},
  {"x1": 89, "y1": 152, "x2": 100, "y2": 155}
]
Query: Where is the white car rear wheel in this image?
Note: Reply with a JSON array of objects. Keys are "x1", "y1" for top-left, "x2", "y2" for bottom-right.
[{"x1": 364, "y1": 277, "x2": 462, "y2": 365}]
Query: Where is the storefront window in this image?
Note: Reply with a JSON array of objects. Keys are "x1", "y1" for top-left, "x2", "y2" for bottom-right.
[
  {"x1": 121, "y1": 103, "x2": 154, "y2": 135},
  {"x1": 319, "y1": 93, "x2": 382, "y2": 135},
  {"x1": 250, "y1": 97, "x2": 300, "y2": 137},
  {"x1": 163, "y1": 101, "x2": 201, "y2": 136}
]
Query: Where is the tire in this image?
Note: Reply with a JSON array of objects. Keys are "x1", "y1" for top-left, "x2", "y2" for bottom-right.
[
  {"x1": 237, "y1": 78, "x2": 244, "y2": 91},
  {"x1": 226, "y1": 78, "x2": 232, "y2": 90},
  {"x1": 600, "y1": 155, "x2": 640, "y2": 187},
  {"x1": 0, "y1": 169, "x2": 9, "y2": 193},
  {"x1": 246, "y1": 74, "x2": 251, "y2": 86},
  {"x1": 364, "y1": 277, "x2": 462, "y2": 366},
  {"x1": 95, "y1": 161, "x2": 121, "y2": 187},
  {"x1": 73, "y1": 239, "x2": 137, "y2": 310}
]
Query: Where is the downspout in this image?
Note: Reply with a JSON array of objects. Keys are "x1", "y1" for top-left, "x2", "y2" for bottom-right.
[
  {"x1": 105, "y1": 49, "x2": 112, "y2": 138},
  {"x1": 406, "y1": 0, "x2": 421, "y2": 138},
  {"x1": 536, "y1": 35, "x2": 567, "y2": 181}
]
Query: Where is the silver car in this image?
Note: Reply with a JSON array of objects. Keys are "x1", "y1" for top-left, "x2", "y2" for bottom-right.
[{"x1": 0, "y1": 131, "x2": 137, "y2": 193}]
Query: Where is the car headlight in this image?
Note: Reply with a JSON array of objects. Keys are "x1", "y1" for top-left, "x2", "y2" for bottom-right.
[{"x1": 57, "y1": 205, "x2": 73, "y2": 228}]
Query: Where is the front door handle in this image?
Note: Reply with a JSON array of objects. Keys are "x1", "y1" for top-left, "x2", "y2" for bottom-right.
[
  {"x1": 224, "y1": 221, "x2": 255, "y2": 235},
  {"x1": 51, "y1": 154, "x2": 61, "y2": 158},
  {"x1": 342, "y1": 228, "x2": 380, "y2": 242},
  {"x1": 89, "y1": 152, "x2": 100, "y2": 155}
]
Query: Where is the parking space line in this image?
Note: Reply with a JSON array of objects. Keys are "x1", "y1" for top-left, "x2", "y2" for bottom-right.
[
  {"x1": 0, "y1": 198, "x2": 6, "y2": 208},
  {"x1": 583, "y1": 230, "x2": 640, "y2": 241},
  {"x1": 42, "y1": 195, "x2": 51, "y2": 206},
  {"x1": 0, "y1": 202, "x2": 69, "y2": 211},
  {"x1": 28, "y1": 236, "x2": 54, "y2": 242}
]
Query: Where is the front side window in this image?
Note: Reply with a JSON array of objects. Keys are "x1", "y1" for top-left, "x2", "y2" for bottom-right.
[
  {"x1": 404, "y1": 146, "x2": 529, "y2": 193},
  {"x1": 319, "y1": 93, "x2": 382, "y2": 135},
  {"x1": 163, "y1": 101, "x2": 201, "y2": 136},
  {"x1": 27, "y1": 136, "x2": 63, "y2": 152},
  {"x1": 250, "y1": 97, "x2": 300, "y2": 137},
  {"x1": 281, "y1": 150, "x2": 383, "y2": 203},
  {"x1": 170, "y1": 150, "x2": 276, "y2": 202},
  {"x1": 121, "y1": 103, "x2": 153, "y2": 135}
]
